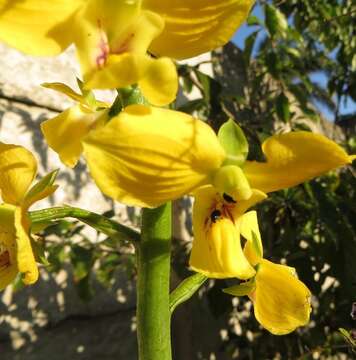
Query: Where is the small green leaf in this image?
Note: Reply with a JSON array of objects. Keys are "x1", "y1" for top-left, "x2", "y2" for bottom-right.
[
  {"x1": 70, "y1": 245, "x2": 94, "y2": 281},
  {"x1": 265, "y1": 4, "x2": 288, "y2": 38},
  {"x1": 223, "y1": 278, "x2": 256, "y2": 297},
  {"x1": 170, "y1": 273, "x2": 208, "y2": 314},
  {"x1": 244, "y1": 31, "x2": 259, "y2": 64},
  {"x1": 25, "y1": 169, "x2": 58, "y2": 202},
  {"x1": 275, "y1": 93, "x2": 291, "y2": 122},
  {"x1": 247, "y1": 15, "x2": 262, "y2": 26},
  {"x1": 218, "y1": 119, "x2": 248, "y2": 166}
]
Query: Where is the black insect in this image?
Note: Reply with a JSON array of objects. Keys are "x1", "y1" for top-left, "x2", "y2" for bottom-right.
[
  {"x1": 223, "y1": 193, "x2": 236, "y2": 203},
  {"x1": 210, "y1": 209, "x2": 222, "y2": 223}
]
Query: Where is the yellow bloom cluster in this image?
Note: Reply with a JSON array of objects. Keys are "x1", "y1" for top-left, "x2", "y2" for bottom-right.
[
  {"x1": 0, "y1": 0, "x2": 355, "y2": 336},
  {"x1": 0, "y1": 143, "x2": 57, "y2": 289}
]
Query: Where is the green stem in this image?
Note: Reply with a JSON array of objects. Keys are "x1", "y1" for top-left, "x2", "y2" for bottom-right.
[
  {"x1": 29, "y1": 207, "x2": 140, "y2": 244},
  {"x1": 137, "y1": 203, "x2": 172, "y2": 360}
]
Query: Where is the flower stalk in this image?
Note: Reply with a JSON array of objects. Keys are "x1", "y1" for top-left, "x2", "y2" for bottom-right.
[{"x1": 137, "y1": 203, "x2": 172, "y2": 360}]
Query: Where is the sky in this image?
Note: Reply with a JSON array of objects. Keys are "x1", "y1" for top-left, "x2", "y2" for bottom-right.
[{"x1": 230, "y1": 4, "x2": 356, "y2": 121}]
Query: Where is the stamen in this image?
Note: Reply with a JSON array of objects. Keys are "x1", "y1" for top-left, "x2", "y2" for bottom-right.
[{"x1": 223, "y1": 193, "x2": 236, "y2": 204}]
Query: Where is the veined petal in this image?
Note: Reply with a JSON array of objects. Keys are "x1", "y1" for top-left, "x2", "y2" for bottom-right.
[
  {"x1": 230, "y1": 189, "x2": 267, "y2": 217},
  {"x1": 84, "y1": 53, "x2": 177, "y2": 106},
  {"x1": 82, "y1": 105, "x2": 226, "y2": 208},
  {"x1": 41, "y1": 105, "x2": 107, "y2": 168},
  {"x1": 0, "y1": 0, "x2": 84, "y2": 55},
  {"x1": 14, "y1": 207, "x2": 38, "y2": 285},
  {"x1": 244, "y1": 131, "x2": 355, "y2": 193},
  {"x1": 138, "y1": 56, "x2": 178, "y2": 106},
  {"x1": 0, "y1": 143, "x2": 37, "y2": 205},
  {"x1": 190, "y1": 218, "x2": 255, "y2": 279},
  {"x1": 0, "y1": 204, "x2": 17, "y2": 290},
  {"x1": 238, "y1": 211, "x2": 263, "y2": 265},
  {"x1": 253, "y1": 259, "x2": 311, "y2": 335},
  {"x1": 189, "y1": 185, "x2": 255, "y2": 279},
  {"x1": 146, "y1": 0, "x2": 255, "y2": 59}
]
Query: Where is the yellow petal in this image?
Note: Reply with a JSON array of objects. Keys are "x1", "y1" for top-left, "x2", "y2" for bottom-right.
[
  {"x1": 253, "y1": 259, "x2": 311, "y2": 335},
  {"x1": 0, "y1": 143, "x2": 37, "y2": 205},
  {"x1": 238, "y1": 211, "x2": 263, "y2": 265},
  {"x1": 190, "y1": 218, "x2": 256, "y2": 279},
  {"x1": 74, "y1": 3, "x2": 155, "y2": 77},
  {"x1": 244, "y1": 131, "x2": 355, "y2": 193},
  {"x1": 14, "y1": 207, "x2": 38, "y2": 285},
  {"x1": 0, "y1": 0, "x2": 83, "y2": 55},
  {"x1": 146, "y1": 0, "x2": 255, "y2": 59},
  {"x1": 84, "y1": 53, "x2": 177, "y2": 106},
  {"x1": 0, "y1": 204, "x2": 18, "y2": 290},
  {"x1": 42, "y1": 82, "x2": 86, "y2": 104},
  {"x1": 138, "y1": 56, "x2": 178, "y2": 106},
  {"x1": 82, "y1": 105, "x2": 226, "y2": 208},
  {"x1": 213, "y1": 165, "x2": 252, "y2": 201},
  {"x1": 41, "y1": 105, "x2": 107, "y2": 168},
  {"x1": 189, "y1": 185, "x2": 255, "y2": 279},
  {"x1": 42, "y1": 82, "x2": 109, "y2": 110},
  {"x1": 230, "y1": 189, "x2": 267, "y2": 217}
]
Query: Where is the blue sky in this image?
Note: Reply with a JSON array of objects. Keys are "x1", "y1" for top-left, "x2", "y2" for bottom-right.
[{"x1": 230, "y1": 4, "x2": 356, "y2": 120}]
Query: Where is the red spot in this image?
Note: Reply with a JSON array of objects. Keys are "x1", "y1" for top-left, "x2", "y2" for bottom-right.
[{"x1": 0, "y1": 251, "x2": 10, "y2": 268}]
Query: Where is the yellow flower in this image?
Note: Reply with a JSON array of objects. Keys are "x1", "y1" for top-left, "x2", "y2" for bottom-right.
[
  {"x1": 193, "y1": 190, "x2": 312, "y2": 335},
  {"x1": 243, "y1": 131, "x2": 356, "y2": 194},
  {"x1": 189, "y1": 185, "x2": 266, "y2": 279},
  {"x1": 212, "y1": 131, "x2": 355, "y2": 203},
  {"x1": 0, "y1": 143, "x2": 57, "y2": 290},
  {"x1": 250, "y1": 259, "x2": 311, "y2": 335},
  {"x1": 40, "y1": 82, "x2": 109, "y2": 168},
  {"x1": 0, "y1": 0, "x2": 255, "y2": 105},
  {"x1": 82, "y1": 105, "x2": 227, "y2": 208},
  {"x1": 224, "y1": 258, "x2": 312, "y2": 335}
]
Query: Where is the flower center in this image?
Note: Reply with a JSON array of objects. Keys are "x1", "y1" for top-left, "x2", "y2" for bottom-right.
[{"x1": 0, "y1": 241, "x2": 10, "y2": 269}]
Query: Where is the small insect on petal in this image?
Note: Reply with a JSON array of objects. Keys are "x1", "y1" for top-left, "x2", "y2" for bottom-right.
[{"x1": 210, "y1": 209, "x2": 222, "y2": 223}]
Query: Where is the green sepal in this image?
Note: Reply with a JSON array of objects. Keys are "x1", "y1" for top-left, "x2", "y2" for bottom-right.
[
  {"x1": 223, "y1": 277, "x2": 256, "y2": 297},
  {"x1": 25, "y1": 169, "x2": 59, "y2": 202},
  {"x1": 218, "y1": 119, "x2": 248, "y2": 167},
  {"x1": 77, "y1": 78, "x2": 97, "y2": 110},
  {"x1": 252, "y1": 231, "x2": 263, "y2": 260}
]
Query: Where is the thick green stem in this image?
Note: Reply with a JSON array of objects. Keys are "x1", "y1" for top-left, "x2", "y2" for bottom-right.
[{"x1": 137, "y1": 203, "x2": 172, "y2": 360}]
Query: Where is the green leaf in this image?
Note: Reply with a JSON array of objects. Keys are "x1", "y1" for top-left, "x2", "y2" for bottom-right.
[
  {"x1": 247, "y1": 15, "x2": 262, "y2": 26},
  {"x1": 70, "y1": 245, "x2": 94, "y2": 281},
  {"x1": 218, "y1": 119, "x2": 248, "y2": 166},
  {"x1": 223, "y1": 278, "x2": 256, "y2": 297},
  {"x1": 275, "y1": 92, "x2": 291, "y2": 122},
  {"x1": 25, "y1": 169, "x2": 58, "y2": 202},
  {"x1": 170, "y1": 273, "x2": 208, "y2": 314},
  {"x1": 244, "y1": 31, "x2": 259, "y2": 64},
  {"x1": 265, "y1": 4, "x2": 288, "y2": 38}
]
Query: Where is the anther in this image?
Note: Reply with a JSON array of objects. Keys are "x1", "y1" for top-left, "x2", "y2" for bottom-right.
[{"x1": 223, "y1": 193, "x2": 236, "y2": 203}]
